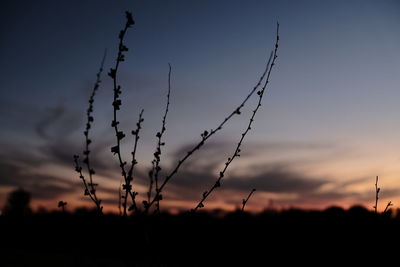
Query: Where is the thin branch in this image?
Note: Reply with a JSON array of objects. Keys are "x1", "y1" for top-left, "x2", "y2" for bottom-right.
[
  {"x1": 143, "y1": 29, "x2": 276, "y2": 213},
  {"x1": 145, "y1": 64, "x2": 172, "y2": 213},
  {"x1": 108, "y1": 11, "x2": 135, "y2": 216},
  {"x1": 147, "y1": 160, "x2": 155, "y2": 205},
  {"x1": 74, "y1": 49, "x2": 107, "y2": 213},
  {"x1": 383, "y1": 201, "x2": 393, "y2": 214},
  {"x1": 193, "y1": 23, "x2": 280, "y2": 212},
  {"x1": 241, "y1": 189, "x2": 256, "y2": 212},
  {"x1": 74, "y1": 155, "x2": 100, "y2": 210},
  {"x1": 124, "y1": 109, "x2": 144, "y2": 213},
  {"x1": 118, "y1": 180, "x2": 122, "y2": 216},
  {"x1": 373, "y1": 176, "x2": 380, "y2": 214},
  {"x1": 58, "y1": 201, "x2": 67, "y2": 213}
]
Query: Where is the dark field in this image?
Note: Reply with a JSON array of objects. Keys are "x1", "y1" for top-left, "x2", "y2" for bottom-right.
[{"x1": 2, "y1": 207, "x2": 399, "y2": 266}]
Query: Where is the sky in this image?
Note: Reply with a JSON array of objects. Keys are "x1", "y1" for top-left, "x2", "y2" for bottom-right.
[{"x1": 0, "y1": 0, "x2": 400, "y2": 213}]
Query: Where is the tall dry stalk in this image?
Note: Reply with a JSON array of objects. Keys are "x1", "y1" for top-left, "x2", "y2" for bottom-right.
[
  {"x1": 373, "y1": 176, "x2": 380, "y2": 214},
  {"x1": 145, "y1": 64, "x2": 172, "y2": 213},
  {"x1": 241, "y1": 189, "x2": 256, "y2": 212},
  {"x1": 373, "y1": 176, "x2": 393, "y2": 214},
  {"x1": 73, "y1": 50, "x2": 107, "y2": 214},
  {"x1": 144, "y1": 26, "x2": 279, "y2": 213},
  {"x1": 193, "y1": 23, "x2": 279, "y2": 212},
  {"x1": 108, "y1": 12, "x2": 140, "y2": 216}
]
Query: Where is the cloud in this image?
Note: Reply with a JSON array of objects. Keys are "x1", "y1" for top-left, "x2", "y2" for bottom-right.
[
  {"x1": 168, "y1": 140, "x2": 234, "y2": 171},
  {"x1": 226, "y1": 165, "x2": 327, "y2": 193},
  {"x1": 0, "y1": 160, "x2": 77, "y2": 200},
  {"x1": 162, "y1": 140, "x2": 330, "y2": 192},
  {"x1": 0, "y1": 133, "x2": 114, "y2": 180},
  {"x1": 167, "y1": 139, "x2": 340, "y2": 174},
  {"x1": 27, "y1": 179, "x2": 77, "y2": 200},
  {"x1": 170, "y1": 139, "x2": 333, "y2": 159},
  {"x1": 0, "y1": 100, "x2": 113, "y2": 202},
  {"x1": 38, "y1": 138, "x2": 114, "y2": 176},
  {"x1": 163, "y1": 161, "x2": 329, "y2": 202},
  {"x1": 142, "y1": 141, "x2": 387, "y2": 209},
  {"x1": 0, "y1": 119, "x2": 391, "y2": 211},
  {"x1": 35, "y1": 105, "x2": 66, "y2": 139},
  {"x1": 12, "y1": 101, "x2": 116, "y2": 177},
  {"x1": 0, "y1": 99, "x2": 120, "y2": 208}
]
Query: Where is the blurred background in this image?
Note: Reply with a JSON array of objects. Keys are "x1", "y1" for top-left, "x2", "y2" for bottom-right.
[{"x1": 0, "y1": 0, "x2": 399, "y2": 213}]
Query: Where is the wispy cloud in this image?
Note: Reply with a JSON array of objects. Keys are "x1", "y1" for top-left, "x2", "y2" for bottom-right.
[
  {"x1": 130, "y1": 140, "x2": 395, "y2": 210},
  {"x1": 0, "y1": 111, "x2": 393, "y2": 211},
  {"x1": 35, "y1": 105, "x2": 67, "y2": 139},
  {"x1": 0, "y1": 160, "x2": 77, "y2": 200}
]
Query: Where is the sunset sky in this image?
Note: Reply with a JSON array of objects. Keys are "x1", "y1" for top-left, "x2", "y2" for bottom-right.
[{"x1": 1, "y1": 0, "x2": 400, "y2": 213}]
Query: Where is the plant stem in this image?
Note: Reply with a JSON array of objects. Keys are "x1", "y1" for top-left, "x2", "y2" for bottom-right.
[
  {"x1": 109, "y1": 12, "x2": 135, "y2": 216},
  {"x1": 374, "y1": 176, "x2": 379, "y2": 214},
  {"x1": 124, "y1": 109, "x2": 144, "y2": 213},
  {"x1": 84, "y1": 49, "x2": 107, "y2": 213},
  {"x1": 193, "y1": 23, "x2": 279, "y2": 212},
  {"x1": 73, "y1": 50, "x2": 106, "y2": 214},
  {"x1": 150, "y1": 64, "x2": 172, "y2": 213},
  {"x1": 383, "y1": 201, "x2": 393, "y2": 213},
  {"x1": 144, "y1": 27, "x2": 277, "y2": 213},
  {"x1": 241, "y1": 189, "x2": 256, "y2": 212}
]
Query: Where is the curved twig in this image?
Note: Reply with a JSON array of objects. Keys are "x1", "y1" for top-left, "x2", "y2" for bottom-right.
[
  {"x1": 74, "y1": 49, "x2": 107, "y2": 213},
  {"x1": 193, "y1": 23, "x2": 279, "y2": 212},
  {"x1": 124, "y1": 109, "x2": 144, "y2": 213},
  {"x1": 145, "y1": 64, "x2": 172, "y2": 213},
  {"x1": 383, "y1": 201, "x2": 393, "y2": 213},
  {"x1": 108, "y1": 12, "x2": 135, "y2": 216},
  {"x1": 373, "y1": 176, "x2": 380, "y2": 214},
  {"x1": 144, "y1": 25, "x2": 278, "y2": 213},
  {"x1": 241, "y1": 189, "x2": 256, "y2": 212}
]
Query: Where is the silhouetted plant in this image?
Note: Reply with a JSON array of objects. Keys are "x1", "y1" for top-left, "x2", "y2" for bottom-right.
[
  {"x1": 73, "y1": 50, "x2": 106, "y2": 214},
  {"x1": 108, "y1": 11, "x2": 140, "y2": 216},
  {"x1": 144, "y1": 25, "x2": 279, "y2": 213},
  {"x1": 373, "y1": 176, "x2": 393, "y2": 214},
  {"x1": 58, "y1": 201, "x2": 67, "y2": 213},
  {"x1": 73, "y1": 11, "x2": 281, "y2": 214},
  {"x1": 74, "y1": 155, "x2": 102, "y2": 213},
  {"x1": 3, "y1": 188, "x2": 32, "y2": 216},
  {"x1": 123, "y1": 109, "x2": 144, "y2": 214},
  {"x1": 241, "y1": 189, "x2": 256, "y2": 212},
  {"x1": 118, "y1": 181, "x2": 122, "y2": 216},
  {"x1": 193, "y1": 23, "x2": 280, "y2": 212},
  {"x1": 373, "y1": 176, "x2": 380, "y2": 214},
  {"x1": 383, "y1": 201, "x2": 393, "y2": 213},
  {"x1": 144, "y1": 64, "x2": 172, "y2": 213}
]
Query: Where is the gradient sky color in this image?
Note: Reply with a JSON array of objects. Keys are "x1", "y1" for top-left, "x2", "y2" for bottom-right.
[{"x1": 1, "y1": 0, "x2": 400, "y2": 213}]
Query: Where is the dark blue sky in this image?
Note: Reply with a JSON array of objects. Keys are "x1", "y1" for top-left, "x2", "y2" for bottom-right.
[{"x1": 1, "y1": 0, "x2": 400, "y2": 212}]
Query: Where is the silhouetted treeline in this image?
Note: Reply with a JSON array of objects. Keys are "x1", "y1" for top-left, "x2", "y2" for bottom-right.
[
  {"x1": 1, "y1": 207, "x2": 399, "y2": 266},
  {"x1": 2, "y1": 188, "x2": 31, "y2": 216}
]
